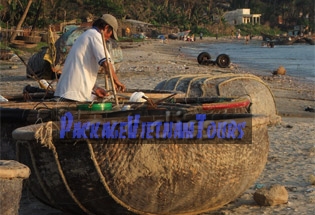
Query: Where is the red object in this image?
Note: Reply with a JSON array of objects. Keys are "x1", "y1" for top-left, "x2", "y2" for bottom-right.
[{"x1": 202, "y1": 98, "x2": 250, "y2": 110}]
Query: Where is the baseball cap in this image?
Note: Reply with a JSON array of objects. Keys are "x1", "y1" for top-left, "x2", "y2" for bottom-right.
[{"x1": 101, "y1": 14, "x2": 119, "y2": 41}]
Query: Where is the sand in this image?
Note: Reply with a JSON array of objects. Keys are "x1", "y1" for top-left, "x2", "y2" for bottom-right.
[{"x1": 1, "y1": 38, "x2": 315, "y2": 215}]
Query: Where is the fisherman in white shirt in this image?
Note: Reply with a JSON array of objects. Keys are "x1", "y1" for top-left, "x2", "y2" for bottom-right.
[{"x1": 54, "y1": 14, "x2": 125, "y2": 102}]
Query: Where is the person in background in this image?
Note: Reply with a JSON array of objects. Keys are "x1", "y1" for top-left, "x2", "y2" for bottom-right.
[
  {"x1": 245, "y1": 34, "x2": 249, "y2": 44},
  {"x1": 126, "y1": 27, "x2": 131, "y2": 37},
  {"x1": 54, "y1": 14, "x2": 125, "y2": 102}
]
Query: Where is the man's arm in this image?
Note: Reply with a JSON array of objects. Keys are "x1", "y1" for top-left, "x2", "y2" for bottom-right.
[{"x1": 102, "y1": 61, "x2": 126, "y2": 92}]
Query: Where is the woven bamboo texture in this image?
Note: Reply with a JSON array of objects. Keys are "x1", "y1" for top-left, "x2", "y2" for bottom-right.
[
  {"x1": 154, "y1": 74, "x2": 281, "y2": 124},
  {"x1": 13, "y1": 113, "x2": 269, "y2": 215}
]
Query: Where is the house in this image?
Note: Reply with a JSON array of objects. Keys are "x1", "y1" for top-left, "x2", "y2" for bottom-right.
[{"x1": 224, "y1": 9, "x2": 261, "y2": 25}]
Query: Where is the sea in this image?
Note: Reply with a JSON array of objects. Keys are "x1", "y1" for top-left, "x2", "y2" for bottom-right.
[{"x1": 180, "y1": 39, "x2": 315, "y2": 83}]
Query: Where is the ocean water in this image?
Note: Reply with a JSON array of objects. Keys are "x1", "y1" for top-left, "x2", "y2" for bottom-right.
[{"x1": 181, "y1": 40, "x2": 315, "y2": 82}]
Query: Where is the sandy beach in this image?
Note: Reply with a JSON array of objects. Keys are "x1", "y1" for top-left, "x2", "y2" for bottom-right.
[{"x1": 1, "y1": 38, "x2": 314, "y2": 214}]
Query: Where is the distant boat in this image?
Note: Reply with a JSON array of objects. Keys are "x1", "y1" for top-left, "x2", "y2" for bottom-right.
[
  {"x1": 260, "y1": 32, "x2": 298, "y2": 45},
  {"x1": 261, "y1": 31, "x2": 315, "y2": 45},
  {"x1": 296, "y1": 36, "x2": 315, "y2": 45}
]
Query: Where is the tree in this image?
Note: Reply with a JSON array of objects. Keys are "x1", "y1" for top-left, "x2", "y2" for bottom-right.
[{"x1": 9, "y1": 0, "x2": 33, "y2": 42}]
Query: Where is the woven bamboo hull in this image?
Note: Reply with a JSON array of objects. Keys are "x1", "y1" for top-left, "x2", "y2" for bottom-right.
[
  {"x1": 13, "y1": 113, "x2": 269, "y2": 215},
  {"x1": 154, "y1": 74, "x2": 281, "y2": 125},
  {"x1": 0, "y1": 160, "x2": 30, "y2": 215}
]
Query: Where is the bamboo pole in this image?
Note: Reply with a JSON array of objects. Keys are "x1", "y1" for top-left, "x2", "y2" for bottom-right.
[{"x1": 101, "y1": 30, "x2": 119, "y2": 106}]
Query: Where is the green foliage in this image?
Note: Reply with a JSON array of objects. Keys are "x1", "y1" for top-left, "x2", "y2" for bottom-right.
[
  {"x1": 236, "y1": 24, "x2": 283, "y2": 36},
  {"x1": 1, "y1": 0, "x2": 313, "y2": 35}
]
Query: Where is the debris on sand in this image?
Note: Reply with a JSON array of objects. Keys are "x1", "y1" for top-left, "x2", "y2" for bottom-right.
[
  {"x1": 272, "y1": 65, "x2": 286, "y2": 75},
  {"x1": 253, "y1": 184, "x2": 288, "y2": 206}
]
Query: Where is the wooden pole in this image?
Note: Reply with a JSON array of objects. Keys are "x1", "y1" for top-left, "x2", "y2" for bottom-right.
[
  {"x1": 10, "y1": 0, "x2": 33, "y2": 42},
  {"x1": 101, "y1": 30, "x2": 119, "y2": 106}
]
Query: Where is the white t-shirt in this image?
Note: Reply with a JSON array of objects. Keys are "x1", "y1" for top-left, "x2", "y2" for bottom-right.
[{"x1": 54, "y1": 28, "x2": 110, "y2": 102}]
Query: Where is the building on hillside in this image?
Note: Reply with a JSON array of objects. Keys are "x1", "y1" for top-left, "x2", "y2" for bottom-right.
[{"x1": 224, "y1": 9, "x2": 261, "y2": 25}]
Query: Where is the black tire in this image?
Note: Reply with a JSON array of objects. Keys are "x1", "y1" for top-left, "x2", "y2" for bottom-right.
[
  {"x1": 216, "y1": 54, "x2": 230, "y2": 68},
  {"x1": 197, "y1": 52, "x2": 211, "y2": 65}
]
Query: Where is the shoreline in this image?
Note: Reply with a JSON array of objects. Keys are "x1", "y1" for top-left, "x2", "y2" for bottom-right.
[
  {"x1": 176, "y1": 37, "x2": 315, "y2": 84},
  {"x1": 116, "y1": 39, "x2": 314, "y2": 117},
  {"x1": 0, "y1": 38, "x2": 314, "y2": 215}
]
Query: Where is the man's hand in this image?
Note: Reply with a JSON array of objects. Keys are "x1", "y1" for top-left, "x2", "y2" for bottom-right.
[
  {"x1": 115, "y1": 82, "x2": 126, "y2": 92},
  {"x1": 102, "y1": 61, "x2": 126, "y2": 92},
  {"x1": 93, "y1": 87, "x2": 108, "y2": 98}
]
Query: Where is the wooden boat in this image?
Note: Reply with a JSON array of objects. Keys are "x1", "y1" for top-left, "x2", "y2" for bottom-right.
[
  {"x1": 303, "y1": 37, "x2": 315, "y2": 45},
  {"x1": 260, "y1": 32, "x2": 298, "y2": 45},
  {"x1": 12, "y1": 111, "x2": 269, "y2": 215},
  {"x1": 276, "y1": 36, "x2": 298, "y2": 45},
  {"x1": 296, "y1": 36, "x2": 315, "y2": 45}
]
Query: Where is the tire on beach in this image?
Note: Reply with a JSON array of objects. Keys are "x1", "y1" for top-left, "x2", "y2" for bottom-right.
[
  {"x1": 216, "y1": 54, "x2": 230, "y2": 68},
  {"x1": 154, "y1": 74, "x2": 281, "y2": 125},
  {"x1": 197, "y1": 52, "x2": 211, "y2": 64}
]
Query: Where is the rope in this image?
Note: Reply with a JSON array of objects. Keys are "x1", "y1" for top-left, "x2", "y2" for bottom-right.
[
  {"x1": 34, "y1": 122, "x2": 94, "y2": 214},
  {"x1": 24, "y1": 141, "x2": 56, "y2": 205},
  {"x1": 87, "y1": 140, "x2": 144, "y2": 215}
]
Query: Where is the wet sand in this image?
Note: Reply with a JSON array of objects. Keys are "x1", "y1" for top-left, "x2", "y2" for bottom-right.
[{"x1": 0, "y1": 38, "x2": 314, "y2": 214}]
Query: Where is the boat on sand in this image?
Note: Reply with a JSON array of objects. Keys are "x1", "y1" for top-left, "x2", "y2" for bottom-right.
[
  {"x1": 12, "y1": 111, "x2": 269, "y2": 215},
  {"x1": 0, "y1": 74, "x2": 275, "y2": 214}
]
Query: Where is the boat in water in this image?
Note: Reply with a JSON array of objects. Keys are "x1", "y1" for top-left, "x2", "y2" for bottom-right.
[
  {"x1": 261, "y1": 31, "x2": 314, "y2": 45},
  {"x1": 260, "y1": 32, "x2": 298, "y2": 45}
]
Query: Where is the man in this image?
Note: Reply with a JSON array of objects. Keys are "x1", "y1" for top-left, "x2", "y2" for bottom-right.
[{"x1": 54, "y1": 14, "x2": 126, "y2": 102}]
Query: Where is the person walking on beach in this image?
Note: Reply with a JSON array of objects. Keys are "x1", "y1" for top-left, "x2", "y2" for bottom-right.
[{"x1": 54, "y1": 14, "x2": 126, "y2": 102}]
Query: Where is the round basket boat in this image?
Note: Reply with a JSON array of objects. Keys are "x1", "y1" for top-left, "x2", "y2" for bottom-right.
[
  {"x1": 9, "y1": 40, "x2": 37, "y2": 49},
  {"x1": 155, "y1": 74, "x2": 281, "y2": 125},
  {"x1": 0, "y1": 160, "x2": 30, "y2": 215},
  {"x1": 13, "y1": 113, "x2": 269, "y2": 215},
  {"x1": 23, "y1": 36, "x2": 42, "y2": 44}
]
